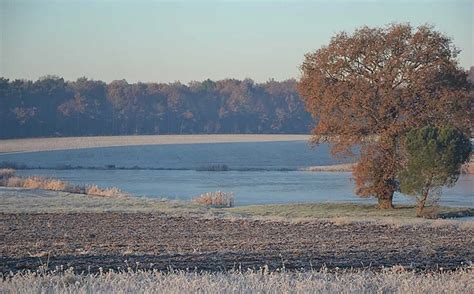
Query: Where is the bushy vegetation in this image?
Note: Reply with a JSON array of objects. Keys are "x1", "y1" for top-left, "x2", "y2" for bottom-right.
[
  {"x1": 84, "y1": 185, "x2": 126, "y2": 198},
  {"x1": 399, "y1": 126, "x2": 471, "y2": 216},
  {"x1": 1, "y1": 267, "x2": 472, "y2": 293},
  {"x1": 193, "y1": 191, "x2": 234, "y2": 208},
  {"x1": 1, "y1": 175, "x2": 72, "y2": 192},
  {"x1": 0, "y1": 170, "x2": 126, "y2": 198},
  {"x1": 0, "y1": 77, "x2": 311, "y2": 139}
]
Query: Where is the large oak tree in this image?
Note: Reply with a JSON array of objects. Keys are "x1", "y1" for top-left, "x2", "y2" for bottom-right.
[{"x1": 298, "y1": 24, "x2": 471, "y2": 208}]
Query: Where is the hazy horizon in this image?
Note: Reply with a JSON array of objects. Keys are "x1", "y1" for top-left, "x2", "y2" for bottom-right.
[{"x1": 1, "y1": 0, "x2": 473, "y2": 83}]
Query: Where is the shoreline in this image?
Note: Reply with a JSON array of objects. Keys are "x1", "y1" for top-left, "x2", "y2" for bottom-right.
[{"x1": 2, "y1": 187, "x2": 474, "y2": 217}]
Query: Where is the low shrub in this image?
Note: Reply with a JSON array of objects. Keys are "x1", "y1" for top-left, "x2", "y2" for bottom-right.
[
  {"x1": 5, "y1": 176, "x2": 25, "y2": 187},
  {"x1": 21, "y1": 176, "x2": 71, "y2": 191},
  {"x1": 0, "y1": 173, "x2": 125, "y2": 198},
  {"x1": 193, "y1": 191, "x2": 234, "y2": 207},
  {"x1": 22, "y1": 176, "x2": 43, "y2": 189},
  {"x1": 85, "y1": 185, "x2": 126, "y2": 198},
  {"x1": 42, "y1": 178, "x2": 71, "y2": 191}
]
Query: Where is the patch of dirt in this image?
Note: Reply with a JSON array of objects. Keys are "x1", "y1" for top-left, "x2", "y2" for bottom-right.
[{"x1": 1, "y1": 213, "x2": 473, "y2": 273}]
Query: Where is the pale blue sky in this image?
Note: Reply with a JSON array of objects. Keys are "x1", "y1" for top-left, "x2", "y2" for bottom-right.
[{"x1": 1, "y1": 0, "x2": 472, "y2": 83}]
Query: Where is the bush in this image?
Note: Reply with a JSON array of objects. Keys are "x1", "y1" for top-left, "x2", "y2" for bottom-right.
[
  {"x1": 42, "y1": 178, "x2": 71, "y2": 191},
  {"x1": 17, "y1": 176, "x2": 72, "y2": 191},
  {"x1": 85, "y1": 185, "x2": 126, "y2": 198},
  {"x1": 399, "y1": 126, "x2": 471, "y2": 216},
  {"x1": 0, "y1": 173, "x2": 125, "y2": 198},
  {"x1": 5, "y1": 176, "x2": 25, "y2": 187},
  {"x1": 193, "y1": 191, "x2": 234, "y2": 207}
]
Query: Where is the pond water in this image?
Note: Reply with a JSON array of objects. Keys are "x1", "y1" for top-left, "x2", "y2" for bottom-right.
[{"x1": 1, "y1": 141, "x2": 472, "y2": 207}]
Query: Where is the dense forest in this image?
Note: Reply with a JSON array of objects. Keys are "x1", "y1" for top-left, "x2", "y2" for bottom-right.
[
  {"x1": 1, "y1": 66, "x2": 472, "y2": 139},
  {"x1": 0, "y1": 77, "x2": 312, "y2": 139}
]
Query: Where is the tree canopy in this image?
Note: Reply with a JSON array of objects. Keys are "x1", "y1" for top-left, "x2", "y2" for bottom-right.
[
  {"x1": 0, "y1": 77, "x2": 312, "y2": 138},
  {"x1": 298, "y1": 23, "x2": 472, "y2": 208},
  {"x1": 399, "y1": 126, "x2": 471, "y2": 216}
]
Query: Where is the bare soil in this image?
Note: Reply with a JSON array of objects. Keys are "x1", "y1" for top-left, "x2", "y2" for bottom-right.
[{"x1": 1, "y1": 213, "x2": 473, "y2": 273}]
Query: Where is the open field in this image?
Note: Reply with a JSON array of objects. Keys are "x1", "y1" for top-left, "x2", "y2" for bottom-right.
[
  {"x1": 2, "y1": 212, "x2": 473, "y2": 274},
  {"x1": 0, "y1": 134, "x2": 309, "y2": 153},
  {"x1": 1, "y1": 188, "x2": 473, "y2": 275},
  {"x1": 2, "y1": 268, "x2": 473, "y2": 294}
]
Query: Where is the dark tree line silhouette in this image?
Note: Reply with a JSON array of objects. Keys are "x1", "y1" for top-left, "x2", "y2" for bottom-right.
[{"x1": 0, "y1": 77, "x2": 312, "y2": 138}]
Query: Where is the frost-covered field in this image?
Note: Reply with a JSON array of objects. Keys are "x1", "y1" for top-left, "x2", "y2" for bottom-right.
[
  {"x1": 0, "y1": 134, "x2": 309, "y2": 153},
  {"x1": 2, "y1": 267, "x2": 472, "y2": 294}
]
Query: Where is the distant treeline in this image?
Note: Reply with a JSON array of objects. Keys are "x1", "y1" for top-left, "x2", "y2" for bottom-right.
[{"x1": 0, "y1": 77, "x2": 312, "y2": 139}]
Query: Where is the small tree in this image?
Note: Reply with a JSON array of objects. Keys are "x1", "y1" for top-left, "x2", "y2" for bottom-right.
[{"x1": 399, "y1": 126, "x2": 471, "y2": 216}]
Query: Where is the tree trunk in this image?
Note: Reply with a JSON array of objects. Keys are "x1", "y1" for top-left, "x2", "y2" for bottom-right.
[
  {"x1": 377, "y1": 194, "x2": 394, "y2": 209},
  {"x1": 416, "y1": 190, "x2": 429, "y2": 217}
]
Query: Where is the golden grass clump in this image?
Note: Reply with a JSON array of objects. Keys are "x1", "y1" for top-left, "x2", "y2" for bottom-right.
[
  {"x1": 5, "y1": 176, "x2": 25, "y2": 187},
  {"x1": 0, "y1": 173, "x2": 125, "y2": 198},
  {"x1": 85, "y1": 185, "x2": 126, "y2": 198},
  {"x1": 22, "y1": 176, "x2": 71, "y2": 191},
  {"x1": 193, "y1": 191, "x2": 234, "y2": 208},
  {"x1": 42, "y1": 178, "x2": 71, "y2": 191},
  {"x1": 22, "y1": 176, "x2": 44, "y2": 189}
]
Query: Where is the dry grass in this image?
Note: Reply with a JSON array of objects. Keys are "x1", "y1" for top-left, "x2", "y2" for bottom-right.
[
  {"x1": 1, "y1": 267, "x2": 472, "y2": 294},
  {"x1": 193, "y1": 191, "x2": 234, "y2": 208},
  {"x1": 3, "y1": 176, "x2": 72, "y2": 191},
  {"x1": 85, "y1": 185, "x2": 127, "y2": 198},
  {"x1": 0, "y1": 170, "x2": 127, "y2": 198},
  {"x1": 24, "y1": 176, "x2": 71, "y2": 191},
  {"x1": 4, "y1": 176, "x2": 24, "y2": 187}
]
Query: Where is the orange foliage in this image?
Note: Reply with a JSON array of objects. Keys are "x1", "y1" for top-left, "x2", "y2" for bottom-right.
[{"x1": 298, "y1": 24, "x2": 471, "y2": 208}]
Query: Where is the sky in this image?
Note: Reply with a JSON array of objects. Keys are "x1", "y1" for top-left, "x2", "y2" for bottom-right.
[{"x1": 1, "y1": 0, "x2": 472, "y2": 83}]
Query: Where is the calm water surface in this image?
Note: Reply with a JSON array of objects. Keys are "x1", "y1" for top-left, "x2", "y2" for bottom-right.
[{"x1": 2, "y1": 141, "x2": 472, "y2": 207}]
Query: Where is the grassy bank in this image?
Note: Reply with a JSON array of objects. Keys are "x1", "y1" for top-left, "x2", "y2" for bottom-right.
[
  {"x1": 228, "y1": 203, "x2": 474, "y2": 220},
  {"x1": 0, "y1": 187, "x2": 209, "y2": 216},
  {"x1": 1, "y1": 187, "x2": 472, "y2": 221}
]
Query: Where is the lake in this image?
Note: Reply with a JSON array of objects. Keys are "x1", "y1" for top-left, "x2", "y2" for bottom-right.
[{"x1": 1, "y1": 140, "x2": 472, "y2": 207}]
